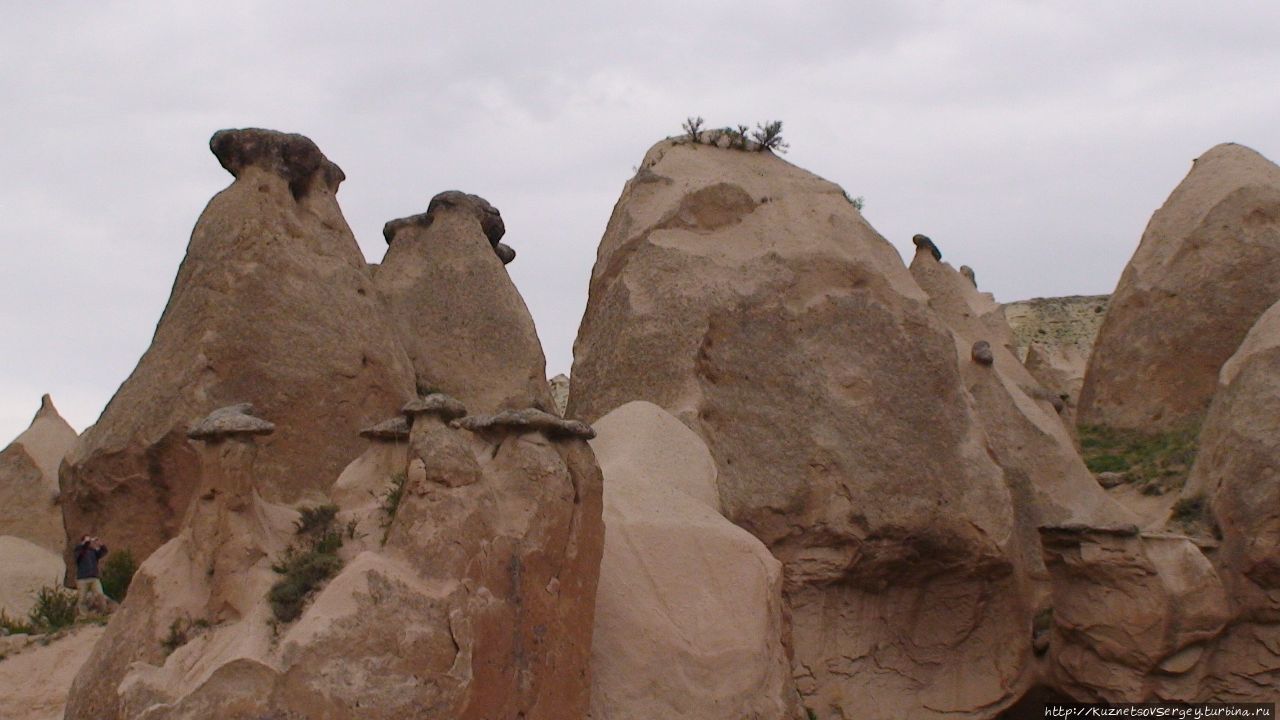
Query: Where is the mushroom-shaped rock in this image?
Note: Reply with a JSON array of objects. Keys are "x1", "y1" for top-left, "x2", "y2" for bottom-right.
[
  {"x1": 912, "y1": 233, "x2": 941, "y2": 261},
  {"x1": 186, "y1": 403, "x2": 275, "y2": 440},
  {"x1": 401, "y1": 393, "x2": 468, "y2": 422},
  {"x1": 971, "y1": 340, "x2": 995, "y2": 365},
  {"x1": 960, "y1": 264, "x2": 977, "y2": 287},
  {"x1": 209, "y1": 128, "x2": 345, "y2": 198},
  {"x1": 452, "y1": 408, "x2": 596, "y2": 440},
  {"x1": 358, "y1": 415, "x2": 411, "y2": 441},
  {"x1": 383, "y1": 190, "x2": 508, "y2": 262}
]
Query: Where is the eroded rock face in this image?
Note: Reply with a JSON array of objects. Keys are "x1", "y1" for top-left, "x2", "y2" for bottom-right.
[
  {"x1": 1079, "y1": 143, "x2": 1280, "y2": 432},
  {"x1": 59, "y1": 128, "x2": 415, "y2": 569},
  {"x1": 1173, "y1": 300, "x2": 1280, "y2": 696},
  {"x1": 570, "y1": 139, "x2": 1035, "y2": 719},
  {"x1": 588, "y1": 401, "x2": 798, "y2": 720},
  {"x1": 0, "y1": 395, "x2": 76, "y2": 554},
  {"x1": 376, "y1": 193, "x2": 553, "y2": 414},
  {"x1": 1038, "y1": 526, "x2": 1230, "y2": 701}
]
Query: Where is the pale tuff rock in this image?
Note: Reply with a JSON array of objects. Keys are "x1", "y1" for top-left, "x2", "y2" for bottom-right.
[
  {"x1": 1004, "y1": 295, "x2": 1109, "y2": 426},
  {"x1": 570, "y1": 138, "x2": 1037, "y2": 719},
  {"x1": 1038, "y1": 526, "x2": 1230, "y2": 701},
  {"x1": 0, "y1": 395, "x2": 76, "y2": 555},
  {"x1": 376, "y1": 192, "x2": 554, "y2": 414},
  {"x1": 549, "y1": 374, "x2": 570, "y2": 416},
  {"x1": 59, "y1": 127, "x2": 415, "y2": 569},
  {"x1": 1080, "y1": 143, "x2": 1280, "y2": 431},
  {"x1": 0, "y1": 535, "x2": 64, "y2": 619},
  {"x1": 0, "y1": 624, "x2": 105, "y2": 720},
  {"x1": 1175, "y1": 300, "x2": 1280, "y2": 697},
  {"x1": 588, "y1": 401, "x2": 799, "y2": 720}
]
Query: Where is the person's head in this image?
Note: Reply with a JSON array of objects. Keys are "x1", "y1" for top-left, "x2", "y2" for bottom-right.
[{"x1": 80, "y1": 534, "x2": 91, "y2": 543}]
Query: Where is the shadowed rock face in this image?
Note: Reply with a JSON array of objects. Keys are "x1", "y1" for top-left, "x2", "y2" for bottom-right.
[
  {"x1": 570, "y1": 139, "x2": 1036, "y2": 719},
  {"x1": 1079, "y1": 143, "x2": 1280, "y2": 432},
  {"x1": 59, "y1": 127, "x2": 416, "y2": 571}
]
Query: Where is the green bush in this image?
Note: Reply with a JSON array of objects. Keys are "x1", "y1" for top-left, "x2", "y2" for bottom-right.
[
  {"x1": 295, "y1": 505, "x2": 339, "y2": 536},
  {"x1": 380, "y1": 472, "x2": 407, "y2": 538},
  {"x1": 1171, "y1": 495, "x2": 1206, "y2": 526},
  {"x1": 0, "y1": 609, "x2": 33, "y2": 635},
  {"x1": 100, "y1": 548, "x2": 137, "y2": 603},
  {"x1": 1077, "y1": 424, "x2": 1199, "y2": 491},
  {"x1": 268, "y1": 504, "x2": 346, "y2": 623},
  {"x1": 28, "y1": 585, "x2": 77, "y2": 631},
  {"x1": 162, "y1": 617, "x2": 189, "y2": 655},
  {"x1": 751, "y1": 120, "x2": 789, "y2": 153},
  {"x1": 681, "y1": 116, "x2": 705, "y2": 143},
  {"x1": 268, "y1": 551, "x2": 343, "y2": 623}
]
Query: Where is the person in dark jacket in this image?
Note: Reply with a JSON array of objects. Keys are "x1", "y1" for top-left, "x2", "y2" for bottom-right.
[{"x1": 74, "y1": 534, "x2": 109, "y2": 610}]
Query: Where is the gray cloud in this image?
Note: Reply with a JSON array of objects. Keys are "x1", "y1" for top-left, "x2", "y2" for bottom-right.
[{"x1": 2, "y1": 1, "x2": 1278, "y2": 440}]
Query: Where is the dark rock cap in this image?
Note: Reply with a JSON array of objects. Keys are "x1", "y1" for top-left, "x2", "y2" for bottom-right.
[
  {"x1": 401, "y1": 393, "x2": 468, "y2": 421},
  {"x1": 187, "y1": 403, "x2": 275, "y2": 440},
  {"x1": 383, "y1": 191, "x2": 511, "y2": 264},
  {"x1": 451, "y1": 408, "x2": 595, "y2": 440},
  {"x1": 210, "y1": 128, "x2": 345, "y2": 198},
  {"x1": 359, "y1": 416, "x2": 411, "y2": 441},
  {"x1": 912, "y1": 233, "x2": 941, "y2": 261}
]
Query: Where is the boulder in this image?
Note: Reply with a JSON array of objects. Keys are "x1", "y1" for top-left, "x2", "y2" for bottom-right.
[
  {"x1": 376, "y1": 192, "x2": 554, "y2": 413},
  {"x1": 549, "y1": 374, "x2": 570, "y2": 416},
  {"x1": 0, "y1": 535, "x2": 65, "y2": 619},
  {"x1": 59, "y1": 128, "x2": 416, "y2": 570},
  {"x1": 588, "y1": 401, "x2": 798, "y2": 719},
  {"x1": 1038, "y1": 526, "x2": 1230, "y2": 701},
  {"x1": 569, "y1": 139, "x2": 1036, "y2": 719},
  {"x1": 0, "y1": 395, "x2": 76, "y2": 554},
  {"x1": 1079, "y1": 143, "x2": 1280, "y2": 431},
  {"x1": 68, "y1": 201, "x2": 605, "y2": 718},
  {"x1": 1180, "y1": 300, "x2": 1280, "y2": 695}
]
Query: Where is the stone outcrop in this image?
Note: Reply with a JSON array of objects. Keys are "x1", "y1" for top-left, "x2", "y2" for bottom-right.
[
  {"x1": 1005, "y1": 295, "x2": 1108, "y2": 424},
  {"x1": 0, "y1": 535, "x2": 65, "y2": 619},
  {"x1": 376, "y1": 191, "x2": 553, "y2": 414},
  {"x1": 570, "y1": 139, "x2": 1040, "y2": 718},
  {"x1": 65, "y1": 141, "x2": 605, "y2": 717},
  {"x1": 588, "y1": 401, "x2": 798, "y2": 719},
  {"x1": 0, "y1": 395, "x2": 76, "y2": 554},
  {"x1": 1175, "y1": 299, "x2": 1280, "y2": 695},
  {"x1": 549, "y1": 374, "x2": 570, "y2": 416},
  {"x1": 59, "y1": 128, "x2": 416, "y2": 569},
  {"x1": 1038, "y1": 526, "x2": 1230, "y2": 700},
  {"x1": 1079, "y1": 143, "x2": 1280, "y2": 431}
]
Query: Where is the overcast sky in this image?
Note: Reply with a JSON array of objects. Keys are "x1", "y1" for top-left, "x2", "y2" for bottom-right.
[{"x1": 2, "y1": 1, "x2": 1278, "y2": 442}]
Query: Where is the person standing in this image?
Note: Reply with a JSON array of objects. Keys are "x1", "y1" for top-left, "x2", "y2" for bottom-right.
[{"x1": 74, "y1": 534, "x2": 109, "y2": 611}]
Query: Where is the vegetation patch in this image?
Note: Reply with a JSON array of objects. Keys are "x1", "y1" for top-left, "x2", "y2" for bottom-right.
[
  {"x1": 268, "y1": 505, "x2": 345, "y2": 624},
  {"x1": 28, "y1": 585, "x2": 78, "y2": 632},
  {"x1": 679, "y1": 116, "x2": 790, "y2": 154},
  {"x1": 101, "y1": 548, "x2": 138, "y2": 602},
  {"x1": 0, "y1": 609, "x2": 33, "y2": 635},
  {"x1": 1171, "y1": 495, "x2": 1208, "y2": 528},
  {"x1": 1078, "y1": 423, "x2": 1200, "y2": 495},
  {"x1": 378, "y1": 471, "x2": 408, "y2": 544}
]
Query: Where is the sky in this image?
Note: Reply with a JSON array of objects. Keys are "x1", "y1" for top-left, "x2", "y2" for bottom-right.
[{"x1": 2, "y1": 0, "x2": 1279, "y2": 442}]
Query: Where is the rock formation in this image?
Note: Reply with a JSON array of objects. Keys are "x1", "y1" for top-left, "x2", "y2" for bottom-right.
[
  {"x1": 65, "y1": 130, "x2": 604, "y2": 717},
  {"x1": 588, "y1": 401, "x2": 798, "y2": 719},
  {"x1": 0, "y1": 625, "x2": 106, "y2": 720},
  {"x1": 549, "y1": 374, "x2": 570, "y2": 416},
  {"x1": 58, "y1": 128, "x2": 416, "y2": 570},
  {"x1": 1005, "y1": 295, "x2": 1108, "y2": 425},
  {"x1": 1079, "y1": 143, "x2": 1280, "y2": 432},
  {"x1": 0, "y1": 535, "x2": 65, "y2": 619},
  {"x1": 570, "y1": 138, "x2": 1039, "y2": 718},
  {"x1": 1175, "y1": 299, "x2": 1280, "y2": 695},
  {"x1": 375, "y1": 191, "x2": 553, "y2": 414},
  {"x1": 0, "y1": 395, "x2": 76, "y2": 554}
]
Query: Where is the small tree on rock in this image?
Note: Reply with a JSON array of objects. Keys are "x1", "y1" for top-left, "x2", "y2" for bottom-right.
[{"x1": 751, "y1": 121, "x2": 788, "y2": 153}]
